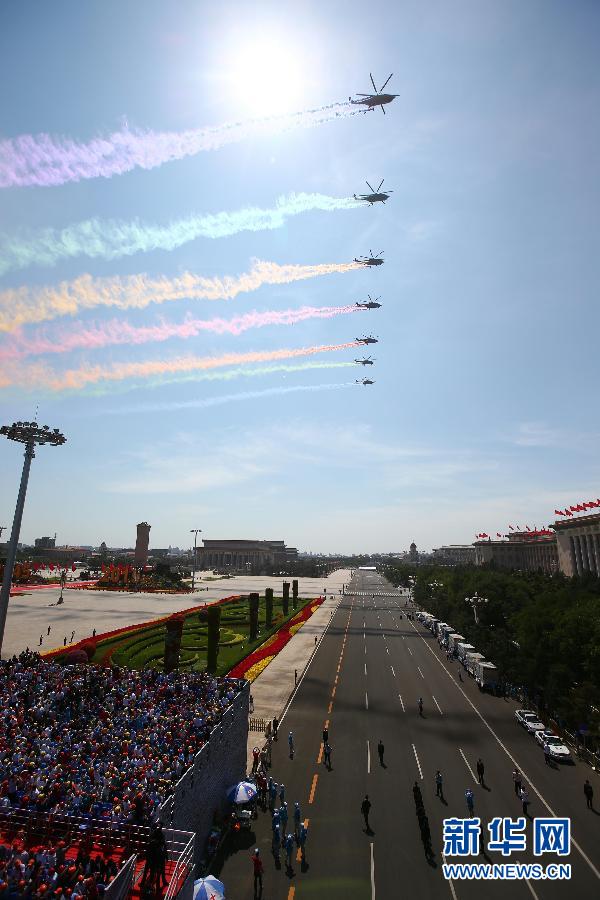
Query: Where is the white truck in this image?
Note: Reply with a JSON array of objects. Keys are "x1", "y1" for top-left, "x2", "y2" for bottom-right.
[
  {"x1": 447, "y1": 633, "x2": 465, "y2": 654},
  {"x1": 439, "y1": 625, "x2": 454, "y2": 647},
  {"x1": 456, "y1": 642, "x2": 476, "y2": 662},
  {"x1": 474, "y1": 660, "x2": 499, "y2": 691},
  {"x1": 435, "y1": 622, "x2": 449, "y2": 638},
  {"x1": 465, "y1": 652, "x2": 486, "y2": 676}
]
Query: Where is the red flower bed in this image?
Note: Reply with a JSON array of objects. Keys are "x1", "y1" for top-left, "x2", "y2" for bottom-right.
[
  {"x1": 227, "y1": 597, "x2": 324, "y2": 679},
  {"x1": 42, "y1": 594, "x2": 243, "y2": 662}
]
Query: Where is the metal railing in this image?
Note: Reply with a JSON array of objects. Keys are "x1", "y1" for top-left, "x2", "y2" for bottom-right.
[
  {"x1": 163, "y1": 833, "x2": 195, "y2": 900},
  {"x1": 104, "y1": 855, "x2": 137, "y2": 900}
]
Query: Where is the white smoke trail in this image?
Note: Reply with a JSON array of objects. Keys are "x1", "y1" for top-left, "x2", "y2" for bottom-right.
[
  {"x1": 0, "y1": 193, "x2": 361, "y2": 275},
  {"x1": 0, "y1": 103, "x2": 363, "y2": 188}
]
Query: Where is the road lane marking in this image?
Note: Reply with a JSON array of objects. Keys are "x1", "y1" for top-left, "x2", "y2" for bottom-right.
[
  {"x1": 287, "y1": 887, "x2": 295, "y2": 900},
  {"x1": 399, "y1": 693, "x2": 405, "y2": 711},
  {"x1": 459, "y1": 748, "x2": 478, "y2": 783},
  {"x1": 407, "y1": 646, "x2": 413, "y2": 655},
  {"x1": 309, "y1": 774, "x2": 318, "y2": 804},
  {"x1": 390, "y1": 665, "x2": 396, "y2": 677},
  {"x1": 331, "y1": 686, "x2": 336, "y2": 698},
  {"x1": 365, "y1": 691, "x2": 369, "y2": 710},
  {"x1": 365, "y1": 645, "x2": 367, "y2": 654},
  {"x1": 328, "y1": 701, "x2": 333, "y2": 714},
  {"x1": 370, "y1": 842, "x2": 376, "y2": 900},
  {"x1": 412, "y1": 743, "x2": 423, "y2": 779},
  {"x1": 442, "y1": 853, "x2": 458, "y2": 900},
  {"x1": 367, "y1": 739, "x2": 371, "y2": 774},
  {"x1": 432, "y1": 695, "x2": 443, "y2": 715},
  {"x1": 364, "y1": 663, "x2": 367, "y2": 676},
  {"x1": 525, "y1": 879, "x2": 540, "y2": 900},
  {"x1": 417, "y1": 666, "x2": 424, "y2": 679},
  {"x1": 408, "y1": 616, "x2": 600, "y2": 882}
]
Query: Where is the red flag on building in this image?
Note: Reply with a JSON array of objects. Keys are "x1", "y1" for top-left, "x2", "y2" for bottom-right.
[
  {"x1": 71, "y1": 563, "x2": 76, "y2": 571},
  {"x1": 565, "y1": 509, "x2": 573, "y2": 516},
  {"x1": 526, "y1": 525, "x2": 531, "y2": 531},
  {"x1": 554, "y1": 510, "x2": 564, "y2": 516},
  {"x1": 509, "y1": 525, "x2": 515, "y2": 530},
  {"x1": 496, "y1": 533, "x2": 502, "y2": 538},
  {"x1": 481, "y1": 533, "x2": 489, "y2": 538}
]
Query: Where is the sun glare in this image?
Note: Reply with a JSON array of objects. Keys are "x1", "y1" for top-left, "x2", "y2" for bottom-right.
[{"x1": 226, "y1": 36, "x2": 307, "y2": 116}]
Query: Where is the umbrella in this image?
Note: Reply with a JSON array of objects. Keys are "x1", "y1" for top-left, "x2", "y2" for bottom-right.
[
  {"x1": 226, "y1": 781, "x2": 257, "y2": 805},
  {"x1": 193, "y1": 877, "x2": 224, "y2": 900}
]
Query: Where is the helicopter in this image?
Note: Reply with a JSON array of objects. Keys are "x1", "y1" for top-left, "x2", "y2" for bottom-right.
[
  {"x1": 355, "y1": 335, "x2": 378, "y2": 345},
  {"x1": 354, "y1": 251, "x2": 384, "y2": 267},
  {"x1": 356, "y1": 378, "x2": 375, "y2": 385},
  {"x1": 349, "y1": 73, "x2": 398, "y2": 114},
  {"x1": 355, "y1": 295, "x2": 382, "y2": 309},
  {"x1": 354, "y1": 356, "x2": 375, "y2": 365},
  {"x1": 354, "y1": 179, "x2": 393, "y2": 205}
]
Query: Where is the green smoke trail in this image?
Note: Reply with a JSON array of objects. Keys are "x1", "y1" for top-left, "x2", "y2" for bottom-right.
[{"x1": 0, "y1": 193, "x2": 361, "y2": 275}]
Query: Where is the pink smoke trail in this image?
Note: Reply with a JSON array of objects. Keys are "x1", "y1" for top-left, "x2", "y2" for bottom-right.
[
  {"x1": 8, "y1": 342, "x2": 362, "y2": 392},
  {"x1": 0, "y1": 304, "x2": 366, "y2": 362},
  {"x1": 0, "y1": 103, "x2": 362, "y2": 189},
  {"x1": 0, "y1": 259, "x2": 361, "y2": 331}
]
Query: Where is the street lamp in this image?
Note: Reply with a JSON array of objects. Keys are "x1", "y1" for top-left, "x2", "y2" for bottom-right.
[
  {"x1": 0, "y1": 421, "x2": 66, "y2": 656},
  {"x1": 465, "y1": 592, "x2": 488, "y2": 624},
  {"x1": 190, "y1": 529, "x2": 202, "y2": 592}
]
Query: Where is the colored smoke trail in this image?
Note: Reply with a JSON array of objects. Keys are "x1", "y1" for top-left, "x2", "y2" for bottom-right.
[
  {"x1": 7, "y1": 342, "x2": 361, "y2": 392},
  {"x1": 0, "y1": 259, "x2": 360, "y2": 331},
  {"x1": 0, "y1": 194, "x2": 361, "y2": 275},
  {"x1": 108, "y1": 381, "x2": 356, "y2": 414},
  {"x1": 86, "y1": 360, "x2": 357, "y2": 397},
  {"x1": 0, "y1": 304, "x2": 365, "y2": 362},
  {"x1": 0, "y1": 103, "x2": 362, "y2": 189}
]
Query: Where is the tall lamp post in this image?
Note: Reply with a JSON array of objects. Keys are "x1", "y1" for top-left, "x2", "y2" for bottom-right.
[
  {"x1": 190, "y1": 528, "x2": 202, "y2": 592},
  {"x1": 0, "y1": 421, "x2": 66, "y2": 656},
  {"x1": 465, "y1": 592, "x2": 488, "y2": 624}
]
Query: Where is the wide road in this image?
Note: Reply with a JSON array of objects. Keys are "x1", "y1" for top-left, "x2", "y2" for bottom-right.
[{"x1": 216, "y1": 570, "x2": 600, "y2": 899}]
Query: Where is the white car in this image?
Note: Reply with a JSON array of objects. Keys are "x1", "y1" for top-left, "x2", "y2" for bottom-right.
[
  {"x1": 542, "y1": 734, "x2": 572, "y2": 763},
  {"x1": 515, "y1": 709, "x2": 546, "y2": 733},
  {"x1": 535, "y1": 729, "x2": 555, "y2": 747}
]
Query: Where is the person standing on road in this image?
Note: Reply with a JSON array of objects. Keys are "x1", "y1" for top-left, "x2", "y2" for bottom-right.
[
  {"x1": 476, "y1": 758, "x2": 485, "y2": 785},
  {"x1": 584, "y1": 780, "x2": 594, "y2": 810},
  {"x1": 268, "y1": 779, "x2": 277, "y2": 811},
  {"x1": 288, "y1": 731, "x2": 294, "y2": 759},
  {"x1": 377, "y1": 740, "x2": 385, "y2": 766},
  {"x1": 418, "y1": 698, "x2": 424, "y2": 717},
  {"x1": 435, "y1": 770, "x2": 443, "y2": 798},
  {"x1": 512, "y1": 768, "x2": 522, "y2": 796},
  {"x1": 322, "y1": 726, "x2": 329, "y2": 746},
  {"x1": 279, "y1": 783, "x2": 285, "y2": 805},
  {"x1": 298, "y1": 822, "x2": 308, "y2": 862},
  {"x1": 465, "y1": 789, "x2": 475, "y2": 815},
  {"x1": 279, "y1": 801, "x2": 288, "y2": 832},
  {"x1": 272, "y1": 717, "x2": 279, "y2": 741},
  {"x1": 361, "y1": 794, "x2": 372, "y2": 831},
  {"x1": 293, "y1": 802, "x2": 301, "y2": 838},
  {"x1": 285, "y1": 832, "x2": 295, "y2": 871},
  {"x1": 251, "y1": 849, "x2": 263, "y2": 898},
  {"x1": 324, "y1": 742, "x2": 332, "y2": 769},
  {"x1": 520, "y1": 786, "x2": 530, "y2": 817}
]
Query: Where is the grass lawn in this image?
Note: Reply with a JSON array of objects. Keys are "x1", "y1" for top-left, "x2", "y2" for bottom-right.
[{"x1": 53, "y1": 594, "x2": 314, "y2": 675}]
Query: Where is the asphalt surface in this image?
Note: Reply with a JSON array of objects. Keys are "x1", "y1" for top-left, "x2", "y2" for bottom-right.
[{"x1": 215, "y1": 570, "x2": 600, "y2": 899}]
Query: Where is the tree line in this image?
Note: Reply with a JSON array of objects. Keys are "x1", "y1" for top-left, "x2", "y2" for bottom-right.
[{"x1": 382, "y1": 562, "x2": 600, "y2": 744}]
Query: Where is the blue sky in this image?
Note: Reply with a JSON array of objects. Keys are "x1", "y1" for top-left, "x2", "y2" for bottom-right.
[{"x1": 0, "y1": 0, "x2": 598, "y2": 553}]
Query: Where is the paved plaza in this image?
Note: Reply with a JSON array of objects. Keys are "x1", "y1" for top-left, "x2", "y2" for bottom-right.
[{"x1": 2, "y1": 569, "x2": 351, "y2": 658}]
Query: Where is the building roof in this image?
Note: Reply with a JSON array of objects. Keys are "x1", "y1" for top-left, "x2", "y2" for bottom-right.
[{"x1": 552, "y1": 512, "x2": 600, "y2": 531}]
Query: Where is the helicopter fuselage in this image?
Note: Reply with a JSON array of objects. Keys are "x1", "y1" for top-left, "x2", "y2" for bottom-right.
[{"x1": 351, "y1": 93, "x2": 398, "y2": 108}]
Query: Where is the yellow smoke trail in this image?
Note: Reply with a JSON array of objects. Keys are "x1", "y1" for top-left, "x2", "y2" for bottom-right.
[
  {"x1": 0, "y1": 260, "x2": 360, "y2": 331},
  {"x1": 9, "y1": 342, "x2": 361, "y2": 392}
]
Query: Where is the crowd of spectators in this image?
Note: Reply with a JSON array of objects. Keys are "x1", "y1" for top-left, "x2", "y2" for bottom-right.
[
  {"x1": 0, "y1": 841, "x2": 119, "y2": 900},
  {"x1": 0, "y1": 651, "x2": 243, "y2": 825}
]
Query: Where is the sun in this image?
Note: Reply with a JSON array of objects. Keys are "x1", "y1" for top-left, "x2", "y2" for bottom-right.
[{"x1": 226, "y1": 35, "x2": 307, "y2": 117}]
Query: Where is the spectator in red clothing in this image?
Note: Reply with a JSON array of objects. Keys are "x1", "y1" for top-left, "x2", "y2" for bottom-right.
[{"x1": 251, "y1": 849, "x2": 263, "y2": 898}]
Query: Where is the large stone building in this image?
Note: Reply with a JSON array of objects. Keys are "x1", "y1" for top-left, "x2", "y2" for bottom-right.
[
  {"x1": 474, "y1": 531, "x2": 558, "y2": 575},
  {"x1": 553, "y1": 512, "x2": 600, "y2": 577},
  {"x1": 432, "y1": 545, "x2": 477, "y2": 566},
  {"x1": 199, "y1": 539, "x2": 298, "y2": 572}
]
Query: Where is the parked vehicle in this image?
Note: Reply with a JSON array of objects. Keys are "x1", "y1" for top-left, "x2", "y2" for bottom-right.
[
  {"x1": 456, "y1": 642, "x2": 476, "y2": 662},
  {"x1": 474, "y1": 660, "x2": 499, "y2": 691},
  {"x1": 515, "y1": 709, "x2": 546, "y2": 733},
  {"x1": 447, "y1": 633, "x2": 466, "y2": 653},
  {"x1": 465, "y1": 652, "x2": 485, "y2": 675},
  {"x1": 542, "y1": 735, "x2": 573, "y2": 763}
]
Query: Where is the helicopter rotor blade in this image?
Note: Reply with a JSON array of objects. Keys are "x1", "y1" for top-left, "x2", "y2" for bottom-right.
[
  {"x1": 356, "y1": 93, "x2": 373, "y2": 97},
  {"x1": 380, "y1": 73, "x2": 393, "y2": 91},
  {"x1": 370, "y1": 72, "x2": 377, "y2": 93},
  {"x1": 365, "y1": 181, "x2": 375, "y2": 193},
  {"x1": 381, "y1": 105, "x2": 386, "y2": 114},
  {"x1": 377, "y1": 178, "x2": 384, "y2": 191}
]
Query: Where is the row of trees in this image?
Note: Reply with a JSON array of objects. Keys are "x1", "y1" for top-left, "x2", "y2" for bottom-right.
[{"x1": 383, "y1": 562, "x2": 600, "y2": 743}]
